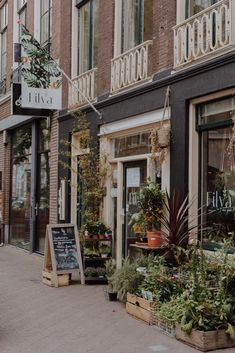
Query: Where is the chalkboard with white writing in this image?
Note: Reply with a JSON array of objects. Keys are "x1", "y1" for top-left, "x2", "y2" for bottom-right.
[{"x1": 51, "y1": 226, "x2": 80, "y2": 271}]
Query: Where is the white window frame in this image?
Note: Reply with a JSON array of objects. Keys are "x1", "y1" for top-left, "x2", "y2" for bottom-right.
[
  {"x1": 40, "y1": 0, "x2": 52, "y2": 48},
  {"x1": 72, "y1": 0, "x2": 99, "y2": 76},
  {"x1": 0, "y1": 2, "x2": 8, "y2": 83}
]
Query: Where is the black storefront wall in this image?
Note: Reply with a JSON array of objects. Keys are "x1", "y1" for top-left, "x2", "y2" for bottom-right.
[
  {"x1": 58, "y1": 53, "x2": 235, "y2": 221},
  {"x1": 170, "y1": 58, "x2": 235, "y2": 199}
]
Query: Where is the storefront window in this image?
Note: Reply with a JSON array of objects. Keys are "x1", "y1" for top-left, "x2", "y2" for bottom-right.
[
  {"x1": 114, "y1": 132, "x2": 151, "y2": 158},
  {"x1": 198, "y1": 97, "x2": 235, "y2": 240},
  {"x1": 10, "y1": 124, "x2": 32, "y2": 250}
]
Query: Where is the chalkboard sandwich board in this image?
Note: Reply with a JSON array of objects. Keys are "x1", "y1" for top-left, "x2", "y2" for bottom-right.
[{"x1": 43, "y1": 224, "x2": 84, "y2": 287}]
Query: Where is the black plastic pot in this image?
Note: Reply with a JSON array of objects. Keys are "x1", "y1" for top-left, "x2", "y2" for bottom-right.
[{"x1": 108, "y1": 291, "x2": 117, "y2": 301}]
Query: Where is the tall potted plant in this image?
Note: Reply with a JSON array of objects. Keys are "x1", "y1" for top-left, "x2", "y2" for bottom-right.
[{"x1": 137, "y1": 182, "x2": 165, "y2": 246}]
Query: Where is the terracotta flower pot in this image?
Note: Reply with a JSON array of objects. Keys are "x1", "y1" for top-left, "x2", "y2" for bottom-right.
[{"x1": 147, "y1": 230, "x2": 161, "y2": 247}]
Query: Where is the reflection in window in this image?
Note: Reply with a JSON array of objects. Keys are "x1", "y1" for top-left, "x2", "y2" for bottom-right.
[
  {"x1": 198, "y1": 96, "x2": 235, "y2": 126},
  {"x1": 11, "y1": 125, "x2": 32, "y2": 251},
  {"x1": 186, "y1": 0, "x2": 219, "y2": 17},
  {"x1": 0, "y1": 2, "x2": 7, "y2": 81},
  {"x1": 114, "y1": 132, "x2": 151, "y2": 158},
  {"x1": 121, "y1": 0, "x2": 152, "y2": 53},
  {"x1": 40, "y1": 0, "x2": 52, "y2": 48},
  {"x1": 77, "y1": 0, "x2": 99, "y2": 74},
  {"x1": 12, "y1": 124, "x2": 32, "y2": 160},
  {"x1": 202, "y1": 127, "x2": 235, "y2": 237}
]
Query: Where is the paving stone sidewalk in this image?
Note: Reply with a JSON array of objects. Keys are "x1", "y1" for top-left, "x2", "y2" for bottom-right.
[{"x1": 0, "y1": 245, "x2": 234, "y2": 353}]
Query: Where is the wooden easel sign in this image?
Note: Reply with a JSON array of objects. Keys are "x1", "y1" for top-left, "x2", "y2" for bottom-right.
[{"x1": 43, "y1": 224, "x2": 84, "y2": 287}]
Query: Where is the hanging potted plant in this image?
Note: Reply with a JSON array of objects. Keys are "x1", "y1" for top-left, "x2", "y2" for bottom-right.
[
  {"x1": 151, "y1": 86, "x2": 171, "y2": 163},
  {"x1": 137, "y1": 182, "x2": 165, "y2": 247}
]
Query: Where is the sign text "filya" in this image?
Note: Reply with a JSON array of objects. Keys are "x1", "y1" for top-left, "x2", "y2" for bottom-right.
[{"x1": 28, "y1": 92, "x2": 53, "y2": 105}]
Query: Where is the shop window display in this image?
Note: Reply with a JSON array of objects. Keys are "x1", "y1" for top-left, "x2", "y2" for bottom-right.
[{"x1": 198, "y1": 96, "x2": 235, "y2": 242}]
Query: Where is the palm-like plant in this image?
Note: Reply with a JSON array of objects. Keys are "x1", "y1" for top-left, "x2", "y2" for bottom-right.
[{"x1": 160, "y1": 190, "x2": 199, "y2": 266}]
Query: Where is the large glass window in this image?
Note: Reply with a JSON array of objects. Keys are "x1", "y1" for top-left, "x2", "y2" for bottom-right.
[
  {"x1": 10, "y1": 120, "x2": 50, "y2": 253},
  {"x1": 198, "y1": 96, "x2": 235, "y2": 240},
  {"x1": 10, "y1": 124, "x2": 32, "y2": 250},
  {"x1": 40, "y1": 0, "x2": 52, "y2": 48},
  {"x1": 0, "y1": 2, "x2": 7, "y2": 82},
  {"x1": 77, "y1": 0, "x2": 99, "y2": 74},
  {"x1": 121, "y1": 0, "x2": 152, "y2": 53}
]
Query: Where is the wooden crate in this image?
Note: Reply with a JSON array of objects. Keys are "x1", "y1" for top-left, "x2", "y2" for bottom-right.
[
  {"x1": 126, "y1": 293, "x2": 154, "y2": 324},
  {"x1": 175, "y1": 324, "x2": 235, "y2": 351},
  {"x1": 42, "y1": 270, "x2": 69, "y2": 287}
]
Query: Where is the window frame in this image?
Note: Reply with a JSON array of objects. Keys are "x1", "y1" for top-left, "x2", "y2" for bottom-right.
[
  {"x1": 0, "y1": 2, "x2": 7, "y2": 82},
  {"x1": 196, "y1": 96, "x2": 235, "y2": 238},
  {"x1": 76, "y1": 0, "x2": 99, "y2": 75},
  {"x1": 40, "y1": 0, "x2": 52, "y2": 48}
]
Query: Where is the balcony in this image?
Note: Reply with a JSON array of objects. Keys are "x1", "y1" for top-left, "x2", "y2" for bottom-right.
[
  {"x1": 68, "y1": 68, "x2": 97, "y2": 109},
  {"x1": 111, "y1": 40, "x2": 152, "y2": 93},
  {"x1": 173, "y1": 0, "x2": 235, "y2": 69}
]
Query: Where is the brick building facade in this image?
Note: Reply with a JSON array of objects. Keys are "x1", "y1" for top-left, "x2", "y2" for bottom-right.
[{"x1": 0, "y1": 0, "x2": 235, "y2": 261}]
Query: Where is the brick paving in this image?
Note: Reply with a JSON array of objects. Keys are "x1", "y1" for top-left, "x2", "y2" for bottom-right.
[{"x1": 0, "y1": 245, "x2": 234, "y2": 353}]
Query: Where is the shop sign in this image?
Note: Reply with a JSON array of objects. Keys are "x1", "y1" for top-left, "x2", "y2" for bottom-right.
[
  {"x1": 43, "y1": 224, "x2": 84, "y2": 286},
  {"x1": 207, "y1": 188, "x2": 233, "y2": 210},
  {"x1": 21, "y1": 25, "x2": 62, "y2": 110},
  {"x1": 12, "y1": 83, "x2": 50, "y2": 116}
]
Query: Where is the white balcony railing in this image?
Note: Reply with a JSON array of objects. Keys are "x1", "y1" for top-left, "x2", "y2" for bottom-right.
[
  {"x1": 68, "y1": 67, "x2": 97, "y2": 109},
  {"x1": 173, "y1": 0, "x2": 235, "y2": 69},
  {"x1": 111, "y1": 40, "x2": 152, "y2": 93}
]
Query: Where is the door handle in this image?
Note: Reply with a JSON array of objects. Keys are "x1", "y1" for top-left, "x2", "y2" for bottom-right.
[{"x1": 35, "y1": 203, "x2": 39, "y2": 216}]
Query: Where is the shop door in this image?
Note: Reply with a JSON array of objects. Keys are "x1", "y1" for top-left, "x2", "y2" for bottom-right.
[
  {"x1": 35, "y1": 151, "x2": 50, "y2": 253},
  {"x1": 35, "y1": 120, "x2": 50, "y2": 253},
  {"x1": 123, "y1": 160, "x2": 147, "y2": 257}
]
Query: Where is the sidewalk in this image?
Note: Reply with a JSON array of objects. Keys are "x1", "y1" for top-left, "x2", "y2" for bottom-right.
[{"x1": 0, "y1": 246, "x2": 234, "y2": 353}]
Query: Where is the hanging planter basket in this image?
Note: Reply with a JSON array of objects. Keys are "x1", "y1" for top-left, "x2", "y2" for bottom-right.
[{"x1": 157, "y1": 124, "x2": 171, "y2": 148}]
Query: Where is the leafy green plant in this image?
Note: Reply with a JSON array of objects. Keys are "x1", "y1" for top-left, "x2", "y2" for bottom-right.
[
  {"x1": 109, "y1": 257, "x2": 144, "y2": 302},
  {"x1": 84, "y1": 267, "x2": 106, "y2": 278},
  {"x1": 84, "y1": 220, "x2": 109, "y2": 235},
  {"x1": 154, "y1": 295, "x2": 186, "y2": 322},
  {"x1": 105, "y1": 258, "x2": 117, "y2": 293},
  {"x1": 176, "y1": 245, "x2": 235, "y2": 339},
  {"x1": 137, "y1": 182, "x2": 165, "y2": 231},
  {"x1": 99, "y1": 244, "x2": 110, "y2": 256}
]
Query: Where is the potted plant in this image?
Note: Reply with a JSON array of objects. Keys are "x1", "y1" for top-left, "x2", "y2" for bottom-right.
[
  {"x1": 173, "y1": 247, "x2": 235, "y2": 351},
  {"x1": 104, "y1": 258, "x2": 118, "y2": 301},
  {"x1": 137, "y1": 182, "x2": 165, "y2": 247},
  {"x1": 84, "y1": 220, "x2": 108, "y2": 238},
  {"x1": 99, "y1": 244, "x2": 110, "y2": 258}
]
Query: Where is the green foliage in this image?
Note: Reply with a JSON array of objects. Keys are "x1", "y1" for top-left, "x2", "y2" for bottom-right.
[
  {"x1": 154, "y1": 295, "x2": 186, "y2": 322},
  {"x1": 84, "y1": 267, "x2": 106, "y2": 278},
  {"x1": 59, "y1": 110, "x2": 111, "y2": 232},
  {"x1": 104, "y1": 258, "x2": 116, "y2": 280},
  {"x1": 134, "y1": 182, "x2": 165, "y2": 231},
  {"x1": 21, "y1": 25, "x2": 61, "y2": 89},
  {"x1": 176, "y1": 245, "x2": 235, "y2": 338},
  {"x1": 84, "y1": 220, "x2": 109, "y2": 235},
  {"x1": 109, "y1": 257, "x2": 144, "y2": 302}
]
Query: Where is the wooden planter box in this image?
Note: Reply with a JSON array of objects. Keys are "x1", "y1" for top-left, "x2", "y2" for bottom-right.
[
  {"x1": 176, "y1": 324, "x2": 235, "y2": 351},
  {"x1": 42, "y1": 270, "x2": 69, "y2": 287},
  {"x1": 126, "y1": 293, "x2": 154, "y2": 324}
]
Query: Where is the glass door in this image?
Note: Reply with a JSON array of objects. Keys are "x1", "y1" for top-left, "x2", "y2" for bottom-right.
[
  {"x1": 35, "y1": 120, "x2": 50, "y2": 253},
  {"x1": 123, "y1": 160, "x2": 147, "y2": 257},
  {"x1": 10, "y1": 124, "x2": 32, "y2": 250}
]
